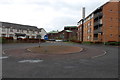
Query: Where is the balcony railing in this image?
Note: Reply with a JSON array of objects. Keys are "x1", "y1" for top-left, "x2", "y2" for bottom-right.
[
  {"x1": 94, "y1": 37, "x2": 98, "y2": 40},
  {"x1": 94, "y1": 21, "x2": 103, "y2": 27},
  {"x1": 94, "y1": 21, "x2": 100, "y2": 27},
  {"x1": 94, "y1": 12, "x2": 103, "y2": 19},
  {"x1": 94, "y1": 28, "x2": 102, "y2": 34}
]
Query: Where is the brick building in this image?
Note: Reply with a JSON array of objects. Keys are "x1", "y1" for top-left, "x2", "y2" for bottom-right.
[
  {"x1": 77, "y1": 0, "x2": 120, "y2": 43},
  {"x1": 64, "y1": 26, "x2": 78, "y2": 41},
  {"x1": 58, "y1": 30, "x2": 73, "y2": 41},
  {"x1": 47, "y1": 30, "x2": 59, "y2": 40},
  {"x1": 77, "y1": 20, "x2": 83, "y2": 41},
  {"x1": 48, "y1": 26, "x2": 77, "y2": 41}
]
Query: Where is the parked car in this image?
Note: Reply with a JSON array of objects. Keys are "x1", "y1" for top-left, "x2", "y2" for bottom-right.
[
  {"x1": 48, "y1": 39, "x2": 56, "y2": 41},
  {"x1": 55, "y1": 40, "x2": 63, "y2": 42},
  {"x1": 17, "y1": 36, "x2": 26, "y2": 39}
]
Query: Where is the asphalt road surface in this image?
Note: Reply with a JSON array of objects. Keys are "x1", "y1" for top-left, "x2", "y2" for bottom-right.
[{"x1": 1, "y1": 42, "x2": 119, "y2": 78}]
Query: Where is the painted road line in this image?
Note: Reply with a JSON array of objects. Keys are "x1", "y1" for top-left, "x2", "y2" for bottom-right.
[
  {"x1": 80, "y1": 48, "x2": 84, "y2": 52},
  {"x1": 0, "y1": 56, "x2": 8, "y2": 60},
  {"x1": 18, "y1": 59, "x2": 43, "y2": 63},
  {"x1": 91, "y1": 50, "x2": 107, "y2": 59},
  {"x1": 27, "y1": 49, "x2": 32, "y2": 52}
]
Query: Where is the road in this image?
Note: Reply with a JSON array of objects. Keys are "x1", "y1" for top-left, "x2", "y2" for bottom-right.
[{"x1": 1, "y1": 42, "x2": 118, "y2": 78}]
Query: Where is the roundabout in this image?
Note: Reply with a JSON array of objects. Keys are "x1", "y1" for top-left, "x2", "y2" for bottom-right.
[
  {"x1": 27, "y1": 45, "x2": 83, "y2": 54},
  {"x1": 2, "y1": 42, "x2": 118, "y2": 78},
  {"x1": 3, "y1": 42, "x2": 105, "y2": 59}
]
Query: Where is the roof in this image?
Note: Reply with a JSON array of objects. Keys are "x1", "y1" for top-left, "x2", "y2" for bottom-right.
[
  {"x1": 0, "y1": 21, "x2": 41, "y2": 31},
  {"x1": 78, "y1": 1, "x2": 110, "y2": 22},
  {"x1": 48, "y1": 30, "x2": 59, "y2": 33},
  {"x1": 65, "y1": 30, "x2": 72, "y2": 32},
  {"x1": 64, "y1": 26, "x2": 77, "y2": 28}
]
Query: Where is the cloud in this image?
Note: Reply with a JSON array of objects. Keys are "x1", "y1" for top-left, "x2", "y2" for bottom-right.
[{"x1": 0, "y1": 0, "x2": 109, "y2": 32}]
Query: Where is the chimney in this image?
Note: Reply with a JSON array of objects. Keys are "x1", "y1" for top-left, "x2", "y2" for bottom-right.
[
  {"x1": 82, "y1": 7, "x2": 85, "y2": 19},
  {"x1": 109, "y1": 0, "x2": 119, "y2": 2}
]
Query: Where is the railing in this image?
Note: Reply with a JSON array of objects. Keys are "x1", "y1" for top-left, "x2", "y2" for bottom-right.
[
  {"x1": 94, "y1": 21, "x2": 100, "y2": 27},
  {"x1": 94, "y1": 28, "x2": 102, "y2": 34},
  {"x1": 94, "y1": 12, "x2": 103, "y2": 19},
  {"x1": 94, "y1": 21, "x2": 103, "y2": 27},
  {"x1": 94, "y1": 37, "x2": 98, "y2": 40}
]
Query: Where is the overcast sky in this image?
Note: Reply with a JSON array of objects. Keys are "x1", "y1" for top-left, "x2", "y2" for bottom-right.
[{"x1": 0, "y1": 0, "x2": 110, "y2": 32}]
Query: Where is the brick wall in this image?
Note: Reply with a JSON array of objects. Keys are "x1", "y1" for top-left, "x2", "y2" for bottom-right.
[{"x1": 102, "y1": 2, "x2": 119, "y2": 42}]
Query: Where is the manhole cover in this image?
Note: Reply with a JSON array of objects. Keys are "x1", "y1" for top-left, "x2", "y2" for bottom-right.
[{"x1": 18, "y1": 59, "x2": 43, "y2": 63}]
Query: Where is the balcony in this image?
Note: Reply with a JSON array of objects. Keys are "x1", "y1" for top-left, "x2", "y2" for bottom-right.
[
  {"x1": 94, "y1": 21, "x2": 99, "y2": 27},
  {"x1": 94, "y1": 21, "x2": 103, "y2": 28},
  {"x1": 94, "y1": 37, "x2": 98, "y2": 40},
  {"x1": 94, "y1": 12, "x2": 103, "y2": 20},
  {"x1": 94, "y1": 28, "x2": 102, "y2": 34}
]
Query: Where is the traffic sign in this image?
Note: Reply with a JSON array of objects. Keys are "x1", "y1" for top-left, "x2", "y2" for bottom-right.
[{"x1": 44, "y1": 35, "x2": 48, "y2": 40}]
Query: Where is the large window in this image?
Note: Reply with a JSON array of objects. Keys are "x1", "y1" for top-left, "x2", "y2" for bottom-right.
[
  {"x1": 110, "y1": 34, "x2": 113, "y2": 37},
  {"x1": 2, "y1": 28, "x2": 6, "y2": 32},
  {"x1": 10, "y1": 28, "x2": 13, "y2": 32},
  {"x1": 2, "y1": 34, "x2": 6, "y2": 37},
  {"x1": 9, "y1": 34, "x2": 13, "y2": 37},
  {"x1": 27, "y1": 30, "x2": 29, "y2": 33},
  {"x1": 17, "y1": 29, "x2": 19, "y2": 32}
]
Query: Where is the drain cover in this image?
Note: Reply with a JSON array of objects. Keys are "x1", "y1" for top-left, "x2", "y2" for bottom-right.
[{"x1": 18, "y1": 59, "x2": 43, "y2": 63}]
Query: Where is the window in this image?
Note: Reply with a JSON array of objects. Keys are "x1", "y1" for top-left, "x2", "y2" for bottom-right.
[
  {"x1": 110, "y1": 34, "x2": 113, "y2": 37},
  {"x1": 88, "y1": 23, "x2": 90, "y2": 27},
  {"x1": 21, "y1": 29, "x2": 23, "y2": 32},
  {"x1": 90, "y1": 21, "x2": 92, "y2": 26},
  {"x1": 26, "y1": 36, "x2": 29, "y2": 38},
  {"x1": 110, "y1": 26, "x2": 112, "y2": 28},
  {"x1": 2, "y1": 28, "x2": 6, "y2": 32},
  {"x1": 17, "y1": 29, "x2": 19, "y2": 32},
  {"x1": 38, "y1": 31, "x2": 40, "y2": 34},
  {"x1": 9, "y1": 34, "x2": 13, "y2": 37},
  {"x1": 89, "y1": 28, "x2": 91, "y2": 33},
  {"x1": 32, "y1": 36, "x2": 34, "y2": 38},
  {"x1": 109, "y1": 10, "x2": 112, "y2": 12},
  {"x1": 2, "y1": 34, "x2": 6, "y2": 37},
  {"x1": 10, "y1": 29, "x2": 13, "y2": 32},
  {"x1": 100, "y1": 19, "x2": 102, "y2": 24},
  {"x1": 110, "y1": 18, "x2": 112, "y2": 21},
  {"x1": 88, "y1": 36, "x2": 90, "y2": 40},
  {"x1": 27, "y1": 30, "x2": 29, "y2": 33},
  {"x1": 88, "y1": 29, "x2": 90, "y2": 33}
]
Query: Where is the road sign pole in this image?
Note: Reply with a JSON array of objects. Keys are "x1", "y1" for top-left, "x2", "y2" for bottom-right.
[{"x1": 39, "y1": 38, "x2": 40, "y2": 47}]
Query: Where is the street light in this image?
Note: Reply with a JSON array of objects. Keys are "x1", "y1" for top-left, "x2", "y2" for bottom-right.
[{"x1": 37, "y1": 35, "x2": 41, "y2": 47}]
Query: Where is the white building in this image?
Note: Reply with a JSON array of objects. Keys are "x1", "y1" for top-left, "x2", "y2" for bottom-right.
[{"x1": 0, "y1": 21, "x2": 47, "y2": 40}]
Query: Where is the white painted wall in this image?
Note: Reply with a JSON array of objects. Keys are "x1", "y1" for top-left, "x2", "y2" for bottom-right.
[
  {"x1": 40, "y1": 29, "x2": 47, "y2": 39},
  {"x1": 0, "y1": 23, "x2": 46, "y2": 40}
]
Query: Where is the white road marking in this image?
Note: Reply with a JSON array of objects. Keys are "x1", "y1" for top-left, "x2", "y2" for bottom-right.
[
  {"x1": 91, "y1": 50, "x2": 107, "y2": 59},
  {"x1": 18, "y1": 59, "x2": 43, "y2": 63},
  {"x1": 0, "y1": 56, "x2": 8, "y2": 60}
]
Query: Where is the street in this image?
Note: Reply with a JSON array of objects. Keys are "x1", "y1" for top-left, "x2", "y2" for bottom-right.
[{"x1": 1, "y1": 42, "x2": 118, "y2": 78}]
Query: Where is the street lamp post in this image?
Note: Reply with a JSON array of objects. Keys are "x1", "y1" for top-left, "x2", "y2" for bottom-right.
[{"x1": 38, "y1": 35, "x2": 41, "y2": 47}]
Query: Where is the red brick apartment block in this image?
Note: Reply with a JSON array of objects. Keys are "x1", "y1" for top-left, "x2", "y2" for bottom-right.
[{"x1": 77, "y1": 1, "x2": 120, "y2": 43}]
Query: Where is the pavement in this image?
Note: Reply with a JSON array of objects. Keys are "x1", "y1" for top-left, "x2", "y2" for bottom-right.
[{"x1": 1, "y1": 42, "x2": 119, "y2": 78}]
